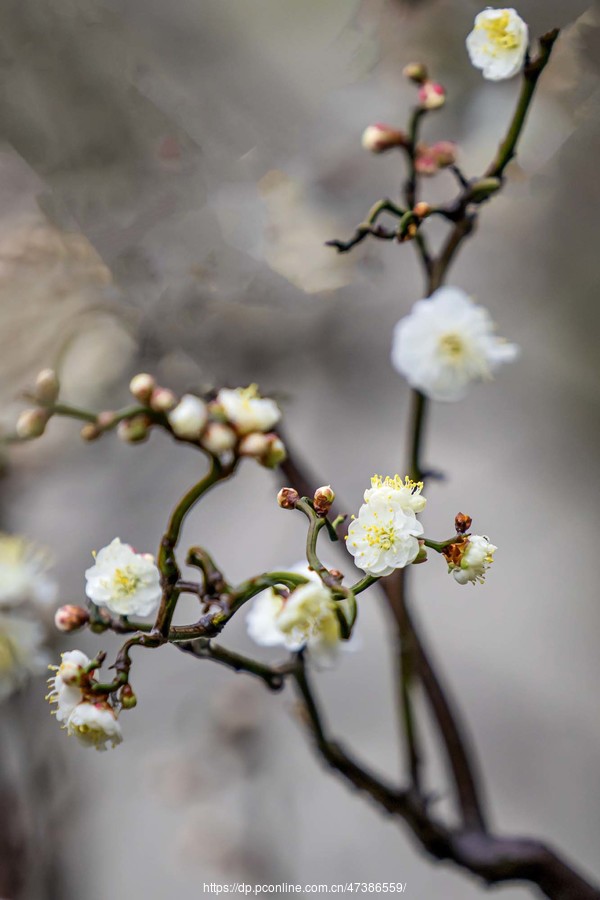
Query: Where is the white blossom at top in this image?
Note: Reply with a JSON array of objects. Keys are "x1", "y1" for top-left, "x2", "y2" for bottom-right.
[
  {"x1": 46, "y1": 649, "x2": 90, "y2": 722},
  {"x1": 363, "y1": 474, "x2": 427, "y2": 514},
  {"x1": 85, "y1": 538, "x2": 162, "y2": 617},
  {"x1": 216, "y1": 385, "x2": 281, "y2": 435},
  {"x1": 450, "y1": 535, "x2": 497, "y2": 585},
  {"x1": 66, "y1": 701, "x2": 123, "y2": 751},
  {"x1": 247, "y1": 568, "x2": 341, "y2": 665},
  {"x1": 0, "y1": 614, "x2": 48, "y2": 701},
  {"x1": 466, "y1": 8, "x2": 528, "y2": 81},
  {"x1": 346, "y1": 490, "x2": 424, "y2": 577},
  {"x1": 0, "y1": 533, "x2": 58, "y2": 608},
  {"x1": 391, "y1": 286, "x2": 519, "y2": 402}
]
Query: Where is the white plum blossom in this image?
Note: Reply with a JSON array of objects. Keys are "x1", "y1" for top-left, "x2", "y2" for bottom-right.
[
  {"x1": 66, "y1": 701, "x2": 123, "y2": 751},
  {"x1": 85, "y1": 538, "x2": 162, "y2": 617},
  {"x1": 0, "y1": 614, "x2": 48, "y2": 700},
  {"x1": 0, "y1": 533, "x2": 57, "y2": 608},
  {"x1": 346, "y1": 494, "x2": 424, "y2": 577},
  {"x1": 467, "y1": 8, "x2": 528, "y2": 81},
  {"x1": 216, "y1": 385, "x2": 281, "y2": 435},
  {"x1": 363, "y1": 474, "x2": 427, "y2": 514},
  {"x1": 450, "y1": 535, "x2": 497, "y2": 585},
  {"x1": 46, "y1": 649, "x2": 90, "y2": 722},
  {"x1": 391, "y1": 286, "x2": 519, "y2": 402},
  {"x1": 167, "y1": 394, "x2": 208, "y2": 440},
  {"x1": 247, "y1": 568, "x2": 341, "y2": 665}
]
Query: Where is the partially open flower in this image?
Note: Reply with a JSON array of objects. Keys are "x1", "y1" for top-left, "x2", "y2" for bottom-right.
[
  {"x1": 467, "y1": 8, "x2": 528, "y2": 81},
  {"x1": 391, "y1": 286, "x2": 519, "y2": 402},
  {"x1": 445, "y1": 535, "x2": 497, "y2": 585},
  {"x1": 47, "y1": 649, "x2": 91, "y2": 722},
  {"x1": 246, "y1": 572, "x2": 341, "y2": 665},
  {"x1": 363, "y1": 474, "x2": 426, "y2": 515},
  {"x1": 85, "y1": 538, "x2": 162, "y2": 617},
  {"x1": 66, "y1": 701, "x2": 123, "y2": 750},
  {"x1": 216, "y1": 385, "x2": 281, "y2": 435}
]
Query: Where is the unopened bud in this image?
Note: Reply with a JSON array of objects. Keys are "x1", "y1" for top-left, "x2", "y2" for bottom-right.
[
  {"x1": 16, "y1": 408, "x2": 49, "y2": 440},
  {"x1": 239, "y1": 432, "x2": 286, "y2": 469},
  {"x1": 413, "y1": 202, "x2": 432, "y2": 219},
  {"x1": 413, "y1": 543, "x2": 428, "y2": 565},
  {"x1": 313, "y1": 485, "x2": 335, "y2": 516},
  {"x1": 328, "y1": 568, "x2": 344, "y2": 581},
  {"x1": 34, "y1": 368, "x2": 60, "y2": 405},
  {"x1": 117, "y1": 415, "x2": 150, "y2": 444},
  {"x1": 80, "y1": 423, "x2": 101, "y2": 441},
  {"x1": 361, "y1": 123, "x2": 407, "y2": 154},
  {"x1": 277, "y1": 487, "x2": 299, "y2": 509},
  {"x1": 418, "y1": 81, "x2": 446, "y2": 110},
  {"x1": 129, "y1": 373, "x2": 156, "y2": 404},
  {"x1": 201, "y1": 421, "x2": 237, "y2": 456},
  {"x1": 97, "y1": 410, "x2": 117, "y2": 429},
  {"x1": 149, "y1": 387, "x2": 178, "y2": 413},
  {"x1": 469, "y1": 177, "x2": 502, "y2": 202},
  {"x1": 430, "y1": 140, "x2": 457, "y2": 168},
  {"x1": 120, "y1": 684, "x2": 137, "y2": 709},
  {"x1": 403, "y1": 62, "x2": 428, "y2": 84},
  {"x1": 167, "y1": 394, "x2": 208, "y2": 440},
  {"x1": 455, "y1": 512, "x2": 472, "y2": 535},
  {"x1": 54, "y1": 605, "x2": 90, "y2": 633}
]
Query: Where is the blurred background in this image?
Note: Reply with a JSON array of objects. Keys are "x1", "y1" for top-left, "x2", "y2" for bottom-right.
[{"x1": 0, "y1": 0, "x2": 599, "y2": 897}]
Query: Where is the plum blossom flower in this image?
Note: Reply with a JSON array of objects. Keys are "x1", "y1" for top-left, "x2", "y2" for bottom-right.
[
  {"x1": 247, "y1": 569, "x2": 341, "y2": 665},
  {"x1": 363, "y1": 474, "x2": 427, "y2": 515},
  {"x1": 46, "y1": 649, "x2": 90, "y2": 722},
  {"x1": 346, "y1": 487, "x2": 424, "y2": 577},
  {"x1": 0, "y1": 533, "x2": 57, "y2": 608},
  {"x1": 66, "y1": 701, "x2": 123, "y2": 750},
  {"x1": 85, "y1": 538, "x2": 162, "y2": 617},
  {"x1": 0, "y1": 614, "x2": 48, "y2": 700},
  {"x1": 467, "y1": 8, "x2": 528, "y2": 81},
  {"x1": 447, "y1": 535, "x2": 497, "y2": 585},
  {"x1": 216, "y1": 385, "x2": 281, "y2": 435},
  {"x1": 391, "y1": 286, "x2": 519, "y2": 402}
]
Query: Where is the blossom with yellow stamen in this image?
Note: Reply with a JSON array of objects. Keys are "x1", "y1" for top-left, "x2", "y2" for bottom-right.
[
  {"x1": 85, "y1": 538, "x2": 161, "y2": 617},
  {"x1": 347, "y1": 477, "x2": 425, "y2": 577},
  {"x1": 467, "y1": 8, "x2": 528, "y2": 81},
  {"x1": 216, "y1": 384, "x2": 281, "y2": 435}
]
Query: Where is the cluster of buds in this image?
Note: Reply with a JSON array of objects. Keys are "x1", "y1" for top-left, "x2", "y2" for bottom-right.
[
  {"x1": 415, "y1": 140, "x2": 457, "y2": 176},
  {"x1": 15, "y1": 369, "x2": 60, "y2": 440},
  {"x1": 47, "y1": 650, "x2": 126, "y2": 750},
  {"x1": 403, "y1": 61, "x2": 446, "y2": 110}
]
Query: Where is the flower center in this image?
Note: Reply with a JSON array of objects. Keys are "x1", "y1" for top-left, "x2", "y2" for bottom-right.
[
  {"x1": 480, "y1": 12, "x2": 519, "y2": 51},
  {"x1": 364, "y1": 522, "x2": 397, "y2": 551},
  {"x1": 71, "y1": 723, "x2": 107, "y2": 745},
  {"x1": 112, "y1": 568, "x2": 141, "y2": 597},
  {"x1": 438, "y1": 332, "x2": 465, "y2": 360}
]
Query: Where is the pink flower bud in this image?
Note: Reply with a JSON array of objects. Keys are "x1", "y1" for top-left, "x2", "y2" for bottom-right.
[
  {"x1": 54, "y1": 605, "x2": 90, "y2": 633},
  {"x1": 361, "y1": 123, "x2": 407, "y2": 154},
  {"x1": 418, "y1": 81, "x2": 446, "y2": 110},
  {"x1": 201, "y1": 422, "x2": 237, "y2": 456},
  {"x1": 430, "y1": 141, "x2": 457, "y2": 168}
]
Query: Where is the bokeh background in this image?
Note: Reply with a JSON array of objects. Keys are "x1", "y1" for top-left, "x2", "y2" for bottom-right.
[{"x1": 0, "y1": 0, "x2": 599, "y2": 897}]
